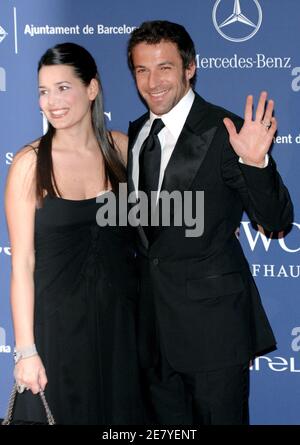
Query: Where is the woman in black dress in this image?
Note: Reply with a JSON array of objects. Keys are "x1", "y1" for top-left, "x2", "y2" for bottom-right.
[{"x1": 5, "y1": 43, "x2": 143, "y2": 424}]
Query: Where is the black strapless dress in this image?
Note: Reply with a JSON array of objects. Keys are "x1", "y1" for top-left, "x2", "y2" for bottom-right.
[{"x1": 14, "y1": 194, "x2": 143, "y2": 424}]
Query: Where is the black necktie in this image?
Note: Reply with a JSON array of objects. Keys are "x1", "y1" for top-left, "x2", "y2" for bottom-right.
[
  {"x1": 139, "y1": 118, "x2": 165, "y2": 199},
  {"x1": 138, "y1": 118, "x2": 165, "y2": 239}
]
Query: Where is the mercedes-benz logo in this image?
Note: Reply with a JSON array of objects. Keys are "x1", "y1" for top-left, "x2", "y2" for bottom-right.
[
  {"x1": 212, "y1": 0, "x2": 262, "y2": 43},
  {"x1": 0, "y1": 25, "x2": 8, "y2": 43}
]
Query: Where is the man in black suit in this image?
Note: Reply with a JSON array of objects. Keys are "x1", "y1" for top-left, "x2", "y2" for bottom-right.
[{"x1": 126, "y1": 20, "x2": 293, "y2": 424}]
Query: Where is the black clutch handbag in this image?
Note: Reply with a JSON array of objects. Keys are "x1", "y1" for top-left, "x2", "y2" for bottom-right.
[{"x1": 1, "y1": 383, "x2": 56, "y2": 425}]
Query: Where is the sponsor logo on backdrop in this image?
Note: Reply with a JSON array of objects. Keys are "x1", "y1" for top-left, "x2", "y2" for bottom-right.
[
  {"x1": 273, "y1": 133, "x2": 300, "y2": 145},
  {"x1": 291, "y1": 327, "x2": 300, "y2": 352},
  {"x1": 252, "y1": 327, "x2": 300, "y2": 373},
  {"x1": 208, "y1": 0, "x2": 296, "y2": 78},
  {"x1": 238, "y1": 222, "x2": 300, "y2": 279},
  {"x1": 42, "y1": 112, "x2": 48, "y2": 135},
  {"x1": 292, "y1": 67, "x2": 300, "y2": 92},
  {"x1": 196, "y1": 53, "x2": 292, "y2": 70},
  {"x1": 251, "y1": 263, "x2": 300, "y2": 278},
  {"x1": 240, "y1": 222, "x2": 300, "y2": 254},
  {"x1": 0, "y1": 67, "x2": 6, "y2": 91},
  {"x1": 212, "y1": 0, "x2": 262, "y2": 42},
  {"x1": 0, "y1": 247, "x2": 11, "y2": 255},
  {"x1": 0, "y1": 327, "x2": 11, "y2": 354},
  {"x1": 24, "y1": 23, "x2": 136, "y2": 37},
  {"x1": 0, "y1": 24, "x2": 8, "y2": 43},
  {"x1": 5, "y1": 153, "x2": 13, "y2": 165}
]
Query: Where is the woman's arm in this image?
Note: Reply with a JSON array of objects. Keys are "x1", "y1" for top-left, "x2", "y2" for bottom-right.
[{"x1": 5, "y1": 146, "x2": 47, "y2": 394}]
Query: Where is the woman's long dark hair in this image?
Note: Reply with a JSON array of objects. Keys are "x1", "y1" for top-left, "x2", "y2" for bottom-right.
[{"x1": 36, "y1": 42, "x2": 126, "y2": 202}]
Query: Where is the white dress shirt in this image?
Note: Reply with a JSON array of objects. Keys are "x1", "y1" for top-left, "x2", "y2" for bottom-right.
[
  {"x1": 132, "y1": 89, "x2": 268, "y2": 195},
  {"x1": 132, "y1": 89, "x2": 195, "y2": 195}
]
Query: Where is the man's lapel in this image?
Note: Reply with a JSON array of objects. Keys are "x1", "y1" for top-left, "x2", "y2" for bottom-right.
[
  {"x1": 127, "y1": 112, "x2": 149, "y2": 196},
  {"x1": 161, "y1": 94, "x2": 217, "y2": 194},
  {"x1": 151, "y1": 94, "x2": 218, "y2": 244},
  {"x1": 127, "y1": 94, "x2": 218, "y2": 248}
]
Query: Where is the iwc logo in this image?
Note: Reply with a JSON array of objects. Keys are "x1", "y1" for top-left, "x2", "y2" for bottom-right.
[{"x1": 212, "y1": 0, "x2": 262, "y2": 42}]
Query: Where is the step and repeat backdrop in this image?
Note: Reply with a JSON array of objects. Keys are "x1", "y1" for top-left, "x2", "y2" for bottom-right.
[{"x1": 0, "y1": 0, "x2": 299, "y2": 424}]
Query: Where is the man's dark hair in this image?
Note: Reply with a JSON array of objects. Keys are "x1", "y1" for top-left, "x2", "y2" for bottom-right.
[{"x1": 127, "y1": 20, "x2": 197, "y2": 87}]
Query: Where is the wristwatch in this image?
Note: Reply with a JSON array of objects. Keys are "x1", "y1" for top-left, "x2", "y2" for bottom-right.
[{"x1": 13, "y1": 344, "x2": 38, "y2": 364}]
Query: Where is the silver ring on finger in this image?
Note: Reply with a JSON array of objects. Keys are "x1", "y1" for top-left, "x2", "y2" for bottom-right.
[{"x1": 261, "y1": 119, "x2": 272, "y2": 130}]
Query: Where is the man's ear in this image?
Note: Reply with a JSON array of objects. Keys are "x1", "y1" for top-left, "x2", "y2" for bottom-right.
[
  {"x1": 186, "y1": 61, "x2": 196, "y2": 81},
  {"x1": 88, "y1": 78, "x2": 99, "y2": 101}
]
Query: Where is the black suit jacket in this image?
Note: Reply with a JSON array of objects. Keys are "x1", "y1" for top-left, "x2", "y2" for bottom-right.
[{"x1": 128, "y1": 93, "x2": 293, "y2": 372}]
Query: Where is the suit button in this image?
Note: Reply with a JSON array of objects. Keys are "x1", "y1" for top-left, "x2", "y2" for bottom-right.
[{"x1": 153, "y1": 258, "x2": 159, "y2": 266}]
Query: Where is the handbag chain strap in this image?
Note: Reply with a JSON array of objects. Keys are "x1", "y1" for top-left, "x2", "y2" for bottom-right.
[{"x1": 1, "y1": 383, "x2": 56, "y2": 425}]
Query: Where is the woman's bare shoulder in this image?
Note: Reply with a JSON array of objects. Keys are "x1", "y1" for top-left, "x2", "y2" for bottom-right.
[
  {"x1": 7, "y1": 139, "x2": 41, "y2": 194},
  {"x1": 13, "y1": 139, "x2": 40, "y2": 165}
]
